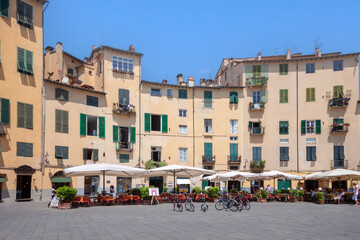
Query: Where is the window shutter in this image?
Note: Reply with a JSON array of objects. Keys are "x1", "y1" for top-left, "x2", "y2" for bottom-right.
[
  {"x1": 280, "y1": 90, "x2": 284, "y2": 103},
  {"x1": 17, "y1": 142, "x2": 24, "y2": 156},
  {"x1": 25, "y1": 50, "x2": 33, "y2": 73},
  {"x1": 55, "y1": 88, "x2": 61, "y2": 100},
  {"x1": 130, "y1": 127, "x2": 136, "y2": 143},
  {"x1": 63, "y1": 111, "x2": 69, "y2": 133},
  {"x1": 24, "y1": 3, "x2": 33, "y2": 26},
  {"x1": 285, "y1": 121, "x2": 289, "y2": 134},
  {"x1": 17, "y1": 102, "x2": 25, "y2": 128},
  {"x1": 230, "y1": 143, "x2": 238, "y2": 157},
  {"x1": 83, "y1": 149, "x2": 87, "y2": 160},
  {"x1": 339, "y1": 146, "x2": 344, "y2": 160},
  {"x1": 93, "y1": 149, "x2": 99, "y2": 161},
  {"x1": 55, "y1": 146, "x2": 63, "y2": 158},
  {"x1": 25, "y1": 104, "x2": 33, "y2": 129},
  {"x1": 80, "y1": 113, "x2": 87, "y2": 136},
  {"x1": 17, "y1": 47, "x2": 25, "y2": 72},
  {"x1": 55, "y1": 109, "x2": 62, "y2": 133},
  {"x1": 1, "y1": 98, "x2": 10, "y2": 124},
  {"x1": 98, "y1": 116, "x2": 105, "y2": 138},
  {"x1": 284, "y1": 90, "x2": 288, "y2": 103},
  {"x1": 311, "y1": 147, "x2": 317, "y2": 161},
  {"x1": 261, "y1": 89, "x2": 268, "y2": 103},
  {"x1": 0, "y1": 0, "x2": 9, "y2": 17},
  {"x1": 62, "y1": 147, "x2": 69, "y2": 159},
  {"x1": 306, "y1": 88, "x2": 310, "y2": 102},
  {"x1": 248, "y1": 121, "x2": 253, "y2": 129},
  {"x1": 162, "y1": 114, "x2": 168, "y2": 133},
  {"x1": 63, "y1": 90, "x2": 69, "y2": 101},
  {"x1": 306, "y1": 147, "x2": 310, "y2": 161},
  {"x1": 279, "y1": 121, "x2": 283, "y2": 134},
  {"x1": 301, "y1": 120, "x2": 306, "y2": 134},
  {"x1": 285, "y1": 147, "x2": 289, "y2": 161},
  {"x1": 315, "y1": 119, "x2": 321, "y2": 134},
  {"x1": 204, "y1": 91, "x2": 212, "y2": 100},
  {"x1": 144, "y1": 113, "x2": 151, "y2": 132},
  {"x1": 311, "y1": 88, "x2": 315, "y2": 101},
  {"x1": 25, "y1": 143, "x2": 33, "y2": 157},
  {"x1": 113, "y1": 125, "x2": 119, "y2": 142}
]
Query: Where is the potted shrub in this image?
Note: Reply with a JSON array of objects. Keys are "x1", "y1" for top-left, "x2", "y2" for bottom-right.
[
  {"x1": 298, "y1": 190, "x2": 305, "y2": 202},
  {"x1": 256, "y1": 190, "x2": 268, "y2": 203},
  {"x1": 289, "y1": 189, "x2": 299, "y2": 203},
  {"x1": 315, "y1": 192, "x2": 325, "y2": 204},
  {"x1": 206, "y1": 187, "x2": 219, "y2": 202},
  {"x1": 140, "y1": 187, "x2": 151, "y2": 205},
  {"x1": 56, "y1": 186, "x2": 77, "y2": 209},
  {"x1": 130, "y1": 188, "x2": 141, "y2": 196},
  {"x1": 163, "y1": 187, "x2": 168, "y2": 194}
]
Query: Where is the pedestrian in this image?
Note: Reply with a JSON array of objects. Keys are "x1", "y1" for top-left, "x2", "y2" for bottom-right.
[
  {"x1": 48, "y1": 185, "x2": 56, "y2": 207},
  {"x1": 266, "y1": 184, "x2": 271, "y2": 193},
  {"x1": 352, "y1": 182, "x2": 359, "y2": 206}
]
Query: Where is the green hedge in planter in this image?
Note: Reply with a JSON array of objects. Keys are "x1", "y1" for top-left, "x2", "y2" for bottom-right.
[
  {"x1": 206, "y1": 187, "x2": 220, "y2": 199},
  {"x1": 130, "y1": 188, "x2": 141, "y2": 196},
  {"x1": 56, "y1": 186, "x2": 77, "y2": 203},
  {"x1": 191, "y1": 187, "x2": 202, "y2": 194},
  {"x1": 315, "y1": 192, "x2": 324, "y2": 201},
  {"x1": 140, "y1": 187, "x2": 151, "y2": 200}
]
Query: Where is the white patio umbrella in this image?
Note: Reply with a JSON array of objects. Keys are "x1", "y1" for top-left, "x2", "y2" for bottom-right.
[
  {"x1": 212, "y1": 171, "x2": 258, "y2": 181},
  {"x1": 248, "y1": 170, "x2": 303, "y2": 190},
  {"x1": 323, "y1": 169, "x2": 360, "y2": 181},
  {"x1": 304, "y1": 172, "x2": 327, "y2": 180},
  {"x1": 64, "y1": 164, "x2": 146, "y2": 195},
  {"x1": 141, "y1": 165, "x2": 215, "y2": 192}
]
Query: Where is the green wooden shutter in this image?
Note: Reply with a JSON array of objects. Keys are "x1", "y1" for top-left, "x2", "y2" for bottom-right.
[
  {"x1": 311, "y1": 88, "x2": 315, "y2": 102},
  {"x1": 248, "y1": 121, "x2": 253, "y2": 129},
  {"x1": 62, "y1": 147, "x2": 69, "y2": 159},
  {"x1": 204, "y1": 91, "x2": 212, "y2": 100},
  {"x1": 63, "y1": 111, "x2": 69, "y2": 133},
  {"x1": 162, "y1": 114, "x2": 168, "y2": 133},
  {"x1": 55, "y1": 109, "x2": 62, "y2": 132},
  {"x1": 25, "y1": 50, "x2": 33, "y2": 73},
  {"x1": 230, "y1": 143, "x2": 238, "y2": 158},
  {"x1": 230, "y1": 92, "x2": 238, "y2": 104},
  {"x1": 261, "y1": 89, "x2": 268, "y2": 103},
  {"x1": 80, "y1": 113, "x2": 87, "y2": 136},
  {"x1": 301, "y1": 120, "x2": 306, "y2": 134},
  {"x1": 113, "y1": 125, "x2": 119, "y2": 142},
  {"x1": 1, "y1": 98, "x2": 10, "y2": 124},
  {"x1": 83, "y1": 149, "x2": 87, "y2": 160},
  {"x1": 315, "y1": 120, "x2": 321, "y2": 134},
  {"x1": 25, "y1": 104, "x2": 33, "y2": 129},
  {"x1": 306, "y1": 88, "x2": 310, "y2": 102},
  {"x1": 55, "y1": 146, "x2": 63, "y2": 158},
  {"x1": 0, "y1": 0, "x2": 9, "y2": 18},
  {"x1": 98, "y1": 116, "x2": 105, "y2": 138},
  {"x1": 284, "y1": 121, "x2": 289, "y2": 134},
  {"x1": 130, "y1": 127, "x2": 136, "y2": 143},
  {"x1": 17, "y1": 102, "x2": 25, "y2": 128},
  {"x1": 144, "y1": 113, "x2": 151, "y2": 132},
  {"x1": 25, "y1": 143, "x2": 33, "y2": 157},
  {"x1": 24, "y1": 2, "x2": 33, "y2": 26},
  {"x1": 17, "y1": 47, "x2": 26, "y2": 72},
  {"x1": 284, "y1": 90, "x2": 288, "y2": 103},
  {"x1": 179, "y1": 89, "x2": 187, "y2": 99},
  {"x1": 93, "y1": 149, "x2": 99, "y2": 161},
  {"x1": 17, "y1": 142, "x2": 24, "y2": 156},
  {"x1": 202, "y1": 180, "x2": 209, "y2": 189}
]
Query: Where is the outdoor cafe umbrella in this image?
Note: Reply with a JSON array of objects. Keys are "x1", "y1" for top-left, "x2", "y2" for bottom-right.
[
  {"x1": 64, "y1": 163, "x2": 146, "y2": 195},
  {"x1": 323, "y1": 169, "x2": 360, "y2": 181},
  {"x1": 304, "y1": 172, "x2": 327, "y2": 180},
  {"x1": 141, "y1": 165, "x2": 215, "y2": 192},
  {"x1": 249, "y1": 170, "x2": 303, "y2": 189},
  {"x1": 211, "y1": 171, "x2": 258, "y2": 181}
]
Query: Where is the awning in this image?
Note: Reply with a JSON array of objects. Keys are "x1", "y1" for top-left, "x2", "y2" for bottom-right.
[
  {"x1": 177, "y1": 179, "x2": 190, "y2": 185},
  {"x1": 0, "y1": 177, "x2": 6, "y2": 183},
  {"x1": 51, "y1": 177, "x2": 72, "y2": 183}
]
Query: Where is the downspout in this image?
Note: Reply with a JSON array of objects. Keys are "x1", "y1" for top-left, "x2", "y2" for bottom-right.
[
  {"x1": 192, "y1": 87, "x2": 195, "y2": 167},
  {"x1": 138, "y1": 57, "x2": 142, "y2": 168},
  {"x1": 296, "y1": 60, "x2": 299, "y2": 173}
]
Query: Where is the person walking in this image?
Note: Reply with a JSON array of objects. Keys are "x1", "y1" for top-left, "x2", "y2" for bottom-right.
[
  {"x1": 48, "y1": 185, "x2": 56, "y2": 207},
  {"x1": 352, "y1": 182, "x2": 359, "y2": 206}
]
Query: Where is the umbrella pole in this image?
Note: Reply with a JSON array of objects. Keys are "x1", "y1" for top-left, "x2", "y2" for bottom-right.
[
  {"x1": 173, "y1": 171, "x2": 176, "y2": 193},
  {"x1": 103, "y1": 171, "x2": 105, "y2": 196}
]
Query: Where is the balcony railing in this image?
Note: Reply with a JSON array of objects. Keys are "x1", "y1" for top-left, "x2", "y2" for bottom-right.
[
  {"x1": 228, "y1": 156, "x2": 241, "y2": 163},
  {"x1": 247, "y1": 76, "x2": 268, "y2": 88},
  {"x1": 202, "y1": 155, "x2": 215, "y2": 163},
  {"x1": 250, "y1": 160, "x2": 265, "y2": 173},
  {"x1": 250, "y1": 127, "x2": 265, "y2": 136},
  {"x1": 331, "y1": 160, "x2": 348, "y2": 169},
  {"x1": 0, "y1": 122, "x2": 6, "y2": 136},
  {"x1": 113, "y1": 103, "x2": 136, "y2": 116},
  {"x1": 329, "y1": 98, "x2": 350, "y2": 108},
  {"x1": 116, "y1": 142, "x2": 133, "y2": 151},
  {"x1": 249, "y1": 102, "x2": 265, "y2": 111},
  {"x1": 330, "y1": 123, "x2": 349, "y2": 133}
]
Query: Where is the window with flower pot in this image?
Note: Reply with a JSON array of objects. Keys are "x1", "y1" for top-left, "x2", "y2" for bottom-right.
[{"x1": 112, "y1": 56, "x2": 133, "y2": 73}]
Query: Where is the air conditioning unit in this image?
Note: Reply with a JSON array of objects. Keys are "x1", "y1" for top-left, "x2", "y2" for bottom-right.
[{"x1": 0, "y1": 122, "x2": 6, "y2": 136}]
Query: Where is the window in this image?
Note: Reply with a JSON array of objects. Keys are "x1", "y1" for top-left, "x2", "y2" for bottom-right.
[
  {"x1": 87, "y1": 116, "x2": 98, "y2": 136},
  {"x1": 16, "y1": 142, "x2": 33, "y2": 157},
  {"x1": 279, "y1": 139, "x2": 289, "y2": 143},
  {"x1": 80, "y1": 114, "x2": 105, "y2": 137},
  {"x1": 67, "y1": 67, "x2": 75, "y2": 77},
  {"x1": 112, "y1": 56, "x2": 133, "y2": 72},
  {"x1": 0, "y1": 0, "x2": 9, "y2": 17},
  {"x1": 204, "y1": 143, "x2": 213, "y2": 159},
  {"x1": 334, "y1": 146, "x2": 345, "y2": 167},
  {"x1": 55, "y1": 146, "x2": 69, "y2": 159},
  {"x1": 252, "y1": 65, "x2": 261, "y2": 78},
  {"x1": 229, "y1": 143, "x2": 238, "y2": 161},
  {"x1": 306, "y1": 138, "x2": 316, "y2": 144},
  {"x1": 167, "y1": 89, "x2": 173, "y2": 97},
  {"x1": 17, "y1": 102, "x2": 33, "y2": 129},
  {"x1": 229, "y1": 166, "x2": 239, "y2": 171},
  {"x1": 333, "y1": 85, "x2": 344, "y2": 98},
  {"x1": 279, "y1": 64, "x2": 288, "y2": 75},
  {"x1": 83, "y1": 149, "x2": 99, "y2": 161},
  {"x1": 151, "y1": 146, "x2": 162, "y2": 162},
  {"x1": 151, "y1": 88, "x2": 162, "y2": 96},
  {"x1": 17, "y1": 47, "x2": 33, "y2": 75},
  {"x1": 55, "y1": 109, "x2": 68, "y2": 134},
  {"x1": 204, "y1": 166, "x2": 213, "y2": 170},
  {"x1": 333, "y1": 118, "x2": 345, "y2": 132},
  {"x1": 179, "y1": 148, "x2": 188, "y2": 162},
  {"x1": 306, "y1": 146, "x2": 316, "y2": 161},
  {"x1": 17, "y1": 0, "x2": 33, "y2": 29},
  {"x1": 230, "y1": 120, "x2": 238, "y2": 134},
  {"x1": 178, "y1": 89, "x2": 187, "y2": 99},
  {"x1": 306, "y1": 88, "x2": 315, "y2": 102},
  {"x1": 84, "y1": 176, "x2": 99, "y2": 194},
  {"x1": 118, "y1": 89, "x2": 130, "y2": 105},
  {"x1": 301, "y1": 120, "x2": 321, "y2": 134},
  {"x1": 151, "y1": 115, "x2": 161, "y2": 131},
  {"x1": 204, "y1": 91, "x2": 212, "y2": 108},
  {"x1": 280, "y1": 89, "x2": 288, "y2": 103},
  {"x1": 119, "y1": 154, "x2": 129, "y2": 163},
  {"x1": 279, "y1": 121, "x2": 289, "y2": 135},
  {"x1": 179, "y1": 109, "x2": 187, "y2": 117},
  {"x1": 179, "y1": 125, "x2": 187, "y2": 134},
  {"x1": 55, "y1": 88, "x2": 69, "y2": 101},
  {"x1": 86, "y1": 96, "x2": 98, "y2": 107},
  {"x1": 280, "y1": 147, "x2": 289, "y2": 161},
  {"x1": 230, "y1": 92, "x2": 238, "y2": 104},
  {"x1": 0, "y1": 98, "x2": 10, "y2": 124},
  {"x1": 333, "y1": 60, "x2": 343, "y2": 71},
  {"x1": 252, "y1": 147, "x2": 261, "y2": 161},
  {"x1": 230, "y1": 136, "x2": 238, "y2": 141},
  {"x1": 144, "y1": 113, "x2": 167, "y2": 132},
  {"x1": 306, "y1": 63, "x2": 315, "y2": 73},
  {"x1": 204, "y1": 119, "x2": 212, "y2": 133},
  {"x1": 306, "y1": 121, "x2": 315, "y2": 134},
  {"x1": 253, "y1": 91, "x2": 261, "y2": 103},
  {"x1": 249, "y1": 121, "x2": 262, "y2": 134}
]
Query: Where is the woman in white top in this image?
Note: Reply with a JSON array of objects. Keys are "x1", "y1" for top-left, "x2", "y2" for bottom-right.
[{"x1": 352, "y1": 182, "x2": 359, "y2": 205}]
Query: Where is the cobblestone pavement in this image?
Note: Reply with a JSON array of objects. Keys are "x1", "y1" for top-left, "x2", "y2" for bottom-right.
[{"x1": 0, "y1": 201, "x2": 360, "y2": 240}]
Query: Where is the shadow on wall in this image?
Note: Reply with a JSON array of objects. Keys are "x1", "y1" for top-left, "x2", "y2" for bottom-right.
[
  {"x1": 0, "y1": 66, "x2": 4, "y2": 81},
  {"x1": 20, "y1": 74, "x2": 36, "y2": 88},
  {"x1": 20, "y1": 25, "x2": 37, "y2": 43}
]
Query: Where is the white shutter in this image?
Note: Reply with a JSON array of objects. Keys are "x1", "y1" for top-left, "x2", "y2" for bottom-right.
[{"x1": 184, "y1": 149, "x2": 188, "y2": 162}]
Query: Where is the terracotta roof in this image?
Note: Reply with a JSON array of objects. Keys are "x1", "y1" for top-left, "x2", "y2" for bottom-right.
[{"x1": 44, "y1": 79, "x2": 106, "y2": 95}]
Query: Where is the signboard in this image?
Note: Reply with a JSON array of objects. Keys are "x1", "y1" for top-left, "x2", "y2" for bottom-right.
[
  {"x1": 168, "y1": 181, "x2": 173, "y2": 187},
  {"x1": 149, "y1": 188, "x2": 159, "y2": 196}
]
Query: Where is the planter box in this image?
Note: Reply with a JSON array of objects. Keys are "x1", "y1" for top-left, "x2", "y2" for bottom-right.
[
  {"x1": 317, "y1": 200, "x2": 325, "y2": 204},
  {"x1": 211, "y1": 198, "x2": 218, "y2": 203},
  {"x1": 142, "y1": 200, "x2": 151, "y2": 205},
  {"x1": 58, "y1": 202, "x2": 71, "y2": 210},
  {"x1": 290, "y1": 198, "x2": 298, "y2": 203},
  {"x1": 257, "y1": 198, "x2": 266, "y2": 203}
]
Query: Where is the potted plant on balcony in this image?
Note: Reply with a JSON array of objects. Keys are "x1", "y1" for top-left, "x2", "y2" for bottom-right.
[
  {"x1": 250, "y1": 160, "x2": 265, "y2": 173},
  {"x1": 315, "y1": 192, "x2": 325, "y2": 204},
  {"x1": 56, "y1": 186, "x2": 77, "y2": 210}
]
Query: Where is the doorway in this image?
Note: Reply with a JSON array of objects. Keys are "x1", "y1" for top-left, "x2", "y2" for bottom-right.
[
  {"x1": 149, "y1": 177, "x2": 163, "y2": 193},
  {"x1": 278, "y1": 179, "x2": 291, "y2": 190},
  {"x1": 305, "y1": 180, "x2": 319, "y2": 191},
  {"x1": 251, "y1": 180, "x2": 263, "y2": 193},
  {"x1": 151, "y1": 147, "x2": 162, "y2": 162},
  {"x1": 119, "y1": 127, "x2": 129, "y2": 149},
  {"x1": 228, "y1": 181, "x2": 241, "y2": 192},
  {"x1": 16, "y1": 175, "x2": 32, "y2": 200},
  {"x1": 332, "y1": 181, "x2": 347, "y2": 190}
]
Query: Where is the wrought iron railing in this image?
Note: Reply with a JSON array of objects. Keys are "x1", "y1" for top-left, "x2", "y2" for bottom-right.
[
  {"x1": 202, "y1": 155, "x2": 215, "y2": 163},
  {"x1": 247, "y1": 76, "x2": 268, "y2": 87},
  {"x1": 251, "y1": 127, "x2": 265, "y2": 135},
  {"x1": 331, "y1": 160, "x2": 348, "y2": 169},
  {"x1": 227, "y1": 156, "x2": 241, "y2": 163},
  {"x1": 249, "y1": 102, "x2": 265, "y2": 110}
]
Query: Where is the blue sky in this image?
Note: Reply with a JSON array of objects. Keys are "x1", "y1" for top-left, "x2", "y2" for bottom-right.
[{"x1": 44, "y1": 0, "x2": 360, "y2": 85}]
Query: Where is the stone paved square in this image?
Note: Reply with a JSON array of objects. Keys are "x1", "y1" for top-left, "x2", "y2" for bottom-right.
[{"x1": 1, "y1": 202, "x2": 360, "y2": 240}]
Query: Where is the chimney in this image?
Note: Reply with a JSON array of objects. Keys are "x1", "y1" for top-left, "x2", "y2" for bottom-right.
[
  {"x1": 187, "y1": 76, "x2": 194, "y2": 87},
  {"x1": 45, "y1": 46, "x2": 54, "y2": 53},
  {"x1": 93, "y1": 45, "x2": 96, "y2": 49},
  {"x1": 176, "y1": 74, "x2": 183, "y2": 85},
  {"x1": 257, "y1": 52, "x2": 261, "y2": 60},
  {"x1": 286, "y1": 49, "x2": 291, "y2": 59},
  {"x1": 315, "y1": 48, "x2": 321, "y2": 57},
  {"x1": 162, "y1": 79, "x2": 167, "y2": 84},
  {"x1": 205, "y1": 79, "x2": 213, "y2": 87},
  {"x1": 200, "y1": 78, "x2": 205, "y2": 86},
  {"x1": 56, "y1": 41, "x2": 63, "y2": 46},
  {"x1": 129, "y1": 45, "x2": 135, "y2": 52}
]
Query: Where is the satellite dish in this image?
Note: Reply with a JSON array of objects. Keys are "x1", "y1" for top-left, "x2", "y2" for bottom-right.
[{"x1": 62, "y1": 77, "x2": 69, "y2": 83}]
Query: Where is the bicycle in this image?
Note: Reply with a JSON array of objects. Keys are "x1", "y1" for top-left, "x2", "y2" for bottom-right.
[
  {"x1": 215, "y1": 192, "x2": 238, "y2": 212},
  {"x1": 184, "y1": 193, "x2": 195, "y2": 212},
  {"x1": 235, "y1": 193, "x2": 251, "y2": 210},
  {"x1": 171, "y1": 194, "x2": 183, "y2": 212},
  {"x1": 200, "y1": 194, "x2": 208, "y2": 212}
]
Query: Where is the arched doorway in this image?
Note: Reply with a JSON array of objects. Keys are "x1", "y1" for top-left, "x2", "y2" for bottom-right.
[
  {"x1": 51, "y1": 171, "x2": 72, "y2": 189},
  {"x1": 14, "y1": 165, "x2": 35, "y2": 201}
]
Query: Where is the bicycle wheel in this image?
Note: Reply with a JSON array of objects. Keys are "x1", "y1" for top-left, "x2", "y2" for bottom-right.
[
  {"x1": 201, "y1": 203, "x2": 207, "y2": 212},
  {"x1": 244, "y1": 201, "x2": 251, "y2": 210},
  {"x1": 215, "y1": 200, "x2": 224, "y2": 210},
  {"x1": 237, "y1": 200, "x2": 244, "y2": 211},
  {"x1": 229, "y1": 200, "x2": 238, "y2": 212},
  {"x1": 178, "y1": 203, "x2": 183, "y2": 212},
  {"x1": 189, "y1": 202, "x2": 195, "y2": 212}
]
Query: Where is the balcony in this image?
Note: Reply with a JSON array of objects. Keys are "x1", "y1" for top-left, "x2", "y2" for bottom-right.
[
  {"x1": 330, "y1": 123, "x2": 349, "y2": 134},
  {"x1": 113, "y1": 68, "x2": 134, "y2": 75},
  {"x1": 331, "y1": 160, "x2": 348, "y2": 169},
  {"x1": 329, "y1": 98, "x2": 350, "y2": 108},
  {"x1": 249, "y1": 102, "x2": 265, "y2": 111},
  {"x1": 247, "y1": 77, "x2": 268, "y2": 88},
  {"x1": 116, "y1": 142, "x2": 133, "y2": 152},
  {"x1": 228, "y1": 156, "x2": 241, "y2": 164},
  {"x1": 113, "y1": 103, "x2": 136, "y2": 116},
  {"x1": 202, "y1": 155, "x2": 215, "y2": 164},
  {"x1": 250, "y1": 160, "x2": 265, "y2": 173},
  {"x1": 250, "y1": 127, "x2": 265, "y2": 136},
  {"x1": 0, "y1": 123, "x2": 6, "y2": 136}
]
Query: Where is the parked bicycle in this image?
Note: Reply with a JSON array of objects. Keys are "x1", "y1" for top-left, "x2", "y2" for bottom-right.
[
  {"x1": 200, "y1": 194, "x2": 208, "y2": 212},
  {"x1": 184, "y1": 193, "x2": 195, "y2": 212},
  {"x1": 215, "y1": 192, "x2": 238, "y2": 212},
  {"x1": 171, "y1": 194, "x2": 183, "y2": 212},
  {"x1": 235, "y1": 192, "x2": 251, "y2": 211}
]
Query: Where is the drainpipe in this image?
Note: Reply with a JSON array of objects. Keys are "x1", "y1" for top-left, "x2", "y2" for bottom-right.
[
  {"x1": 296, "y1": 60, "x2": 299, "y2": 173},
  {"x1": 192, "y1": 87, "x2": 195, "y2": 167},
  {"x1": 138, "y1": 57, "x2": 142, "y2": 168}
]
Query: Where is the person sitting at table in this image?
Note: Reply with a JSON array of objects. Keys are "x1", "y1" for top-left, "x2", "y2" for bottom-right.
[
  {"x1": 311, "y1": 189, "x2": 317, "y2": 202},
  {"x1": 334, "y1": 189, "x2": 345, "y2": 205},
  {"x1": 109, "y1": 185, "x2": 115, "y2": 196}
]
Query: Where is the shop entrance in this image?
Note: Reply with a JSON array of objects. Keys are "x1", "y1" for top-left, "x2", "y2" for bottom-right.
[
  {"x1": 278, "y1": 179, "x2": 291, "y2": 190},
  {"x1": 332, "y1": 181, "x2": 347, "y2": 190},
  {"x1": 149, "y1": 177, "x2": 163, "y2": 193},
  {"x1": 16, "y1": 175, "x2": 31, "y2": 200},
  {"x1": 251, "y1": 180, "x2": 263, "y2": 193},
  {"x1": 228, "y1": 181, "x2": 241, "y2": 192},
  {"x1": 305, "y1": 180, "x2": 319, "y2": 191}
]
